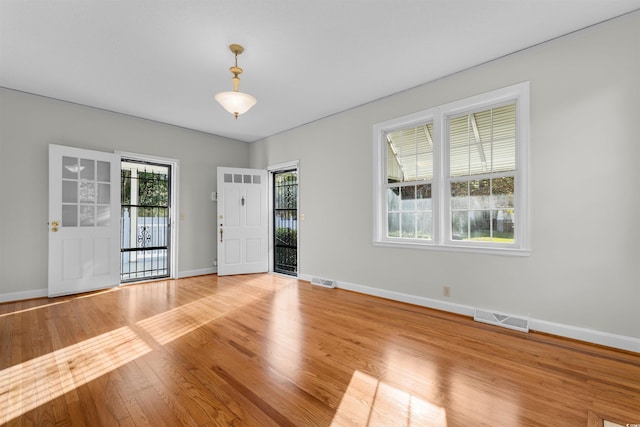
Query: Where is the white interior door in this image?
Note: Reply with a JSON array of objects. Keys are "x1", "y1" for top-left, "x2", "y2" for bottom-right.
[
  {"x1": 48, "y1": 144, "x2": 121, "y2": 297},
  {"x1": 217, "y1": 167, "x2": 268, "y2": 276}
]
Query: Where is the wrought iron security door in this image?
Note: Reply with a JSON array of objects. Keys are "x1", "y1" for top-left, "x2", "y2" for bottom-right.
[
  {"x1": 120, "y1": 160, "x2": 171, "y2": 282},
  {"x1": 273, "y1": 170, "x2": 298, "y2": 276}
]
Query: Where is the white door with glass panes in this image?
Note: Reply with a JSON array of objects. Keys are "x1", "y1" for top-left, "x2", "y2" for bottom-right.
[
  {"x1": 217, "y1": 167, "x2": 268, "y2": 276},
  {"x1": 48, "y1": 144, "x2": 121, "y2": 297}
]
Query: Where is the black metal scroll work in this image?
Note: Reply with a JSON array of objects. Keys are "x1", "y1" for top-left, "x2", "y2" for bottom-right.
[
  {"x1": 274, "y1": 171, "x2": 298, "y2": 276},
  {"x1": 137, "y1": 226, "x2": 152, "y2": 248}
]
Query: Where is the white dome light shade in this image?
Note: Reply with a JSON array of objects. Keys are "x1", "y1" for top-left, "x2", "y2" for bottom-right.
[{"x1": 215, "y1": 91, "x2": 257, "y2": 119}]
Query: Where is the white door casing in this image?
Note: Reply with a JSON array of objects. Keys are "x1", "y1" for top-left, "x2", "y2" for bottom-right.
[
  {"x1": 48, "y1": 144, "x2": 121, "y2": 297},
  {"x1": 217, "y1": 167, "x2": 268, "y2": 276}
]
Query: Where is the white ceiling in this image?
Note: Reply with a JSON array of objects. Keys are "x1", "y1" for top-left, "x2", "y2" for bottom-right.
[{"x1": 2, "y1": 1, "x2": 639, "y2": 143}]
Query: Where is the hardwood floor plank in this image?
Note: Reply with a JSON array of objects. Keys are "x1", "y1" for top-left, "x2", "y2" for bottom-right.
[{"x1": 1, "y1": 274, "x2": 639, "y2": 426}]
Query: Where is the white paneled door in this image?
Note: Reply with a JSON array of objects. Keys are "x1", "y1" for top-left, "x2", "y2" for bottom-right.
[
  {"x1": 217, "y1": 167, "x2": 268, "y2": 276},
  {"x1": 48, "y1": 144, "x2": 121, "y2": 297}
]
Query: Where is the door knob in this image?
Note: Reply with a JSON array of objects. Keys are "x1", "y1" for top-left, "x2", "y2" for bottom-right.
[
  {"x1": 51, "y1": 227, "x2": 59, "y2": 232},
  {"x1": 51, "y1": 220, "x2": 60, "y2": 227}
]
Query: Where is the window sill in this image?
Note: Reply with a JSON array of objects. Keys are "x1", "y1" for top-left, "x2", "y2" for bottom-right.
[{"x1": 373, "y1": 240, "x2": 531, "y2": 257}]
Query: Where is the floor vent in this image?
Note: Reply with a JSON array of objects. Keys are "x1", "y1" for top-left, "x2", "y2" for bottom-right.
[
  {"x1": 474, "y1": 309, "x2": 529, "y2": 332},
  {"x1": 310, "y1": 277, "x2": 336, "y2": 288}
]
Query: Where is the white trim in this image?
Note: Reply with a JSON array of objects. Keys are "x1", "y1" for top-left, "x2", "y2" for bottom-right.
[
  {"x1": 267, "y1": 161, "x2": 300, "y2": 276},
  {"x1": 177, "y1": 268, "x2": 216, "y2": 278},
  {"x1": 268, "y1": 160, "x2": 299, "y2": 172},
  {"x1": 0, "y1": 289, "x2": 48, "y2": 303},
  {"x1": 0, "y1": 270, "x2": 216, "y2": 302},
  {"x1": 298, "y1": 274, "x2": 640, "y2": 353},
  {"x1": 372, "y1": 240, "x2": 531, "y2": 256},
  {"x1": 530, "y1": 319, "x2": 640, "y2": 354},
  {"x1": 117, "y1": 151, "x2": 180, "y2": 279}
]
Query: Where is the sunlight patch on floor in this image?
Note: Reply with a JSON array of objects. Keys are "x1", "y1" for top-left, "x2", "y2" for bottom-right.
[
  {"x1": 331, "y1": 370, "x2": 447, "y2": 426},
  {"x1": 0, "y1": 326, "x2": 152, "y2": 424},
  {"x1": 0, "y1": 299, "x2": 69, "y2": 318},
  {"x1": 267, "y1": 284, "x2": 302, "y2": 377},
  {"x1": 136, "y1": 291, "x2": 262, "y2": 345},
  {"x1": 137, "y1": 295, "x2": 225, "y2": 345}
]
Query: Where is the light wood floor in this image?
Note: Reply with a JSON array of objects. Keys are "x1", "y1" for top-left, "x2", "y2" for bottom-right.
[{"x1": 1, "y1": 274, "x2": 639, "y2": 426}]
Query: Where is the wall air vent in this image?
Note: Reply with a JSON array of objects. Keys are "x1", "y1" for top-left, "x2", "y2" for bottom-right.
[
  {"x1": 474, "y1": 309, "x2": 529, "y2": 333},
  {"x1": 310, "y1": 277, "x2": 336, "y2": 288}
]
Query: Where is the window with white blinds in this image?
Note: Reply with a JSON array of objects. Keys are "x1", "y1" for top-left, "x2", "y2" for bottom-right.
[
  {"x1": 385, "y1": 123, "x2": 434, "y2": 240},
  {"x1": 373, "y1": 82, "x2": 530, "y2": 255},
  {"x1": 447, "y1": 103, "x2": 517, "y2": 245}
]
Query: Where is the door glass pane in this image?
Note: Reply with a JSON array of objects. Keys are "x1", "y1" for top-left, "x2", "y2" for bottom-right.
[
  {"x1": 80, "y1": 205, "x2": 95, "y2": 226},
  {"x1": 98, "y1": 183, "x2": 110, "y2": 204},
  {"x1": 80, "y1": 159, "x2": 95, "y2": 180},
  {"x1": 97, "y1": 161, "x2": 111, "y2": 182},
  {"x1": 80, "y1": 181, "x2": 96, "y2": 203},
  {"x1": 62, "y1": 156, "x2": 79, "y2": 179},
  {"x1": 62, "y1": 205, "x2": 78, "y2": 227},
  {"x1": 224, "y1": 173, "x2": 232, "y2": 183},
  {"x1": 62, "y1": 180, "x2": 77, "y2": 203}
]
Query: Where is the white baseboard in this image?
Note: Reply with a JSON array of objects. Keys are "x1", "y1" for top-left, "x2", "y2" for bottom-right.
[
  {"x1": 530, "y1": 319, "x2": 640, "y2": 353},
  {"x1": 298, "y1": 274, "x2": 640, "y2": 354},
  {"x1": 0, "y1": 269, "x2": 217, "y2": 303},
  {"x1": 177, "y1": 267, "x2": 216, "y2": 278},
  {"x1": 0, "y1": 288, "x2": 48, "y2": 303}
]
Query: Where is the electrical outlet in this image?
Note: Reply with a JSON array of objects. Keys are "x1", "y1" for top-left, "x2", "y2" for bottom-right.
[{"x1": 443, "y1": 286, "x2": 451, "y2": 297}]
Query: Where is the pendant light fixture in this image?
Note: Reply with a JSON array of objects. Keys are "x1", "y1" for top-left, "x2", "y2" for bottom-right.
[{"x1": 214, "y1": 44, "x2": 257, "y2": 119}]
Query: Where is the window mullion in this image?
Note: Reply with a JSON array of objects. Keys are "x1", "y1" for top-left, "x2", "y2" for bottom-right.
[{"x1": 433, "y1": 109, "x2": 444, "y2": 245}]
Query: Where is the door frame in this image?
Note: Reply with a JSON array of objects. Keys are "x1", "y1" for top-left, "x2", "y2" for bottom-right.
[
  {"x1": 117, "y1": 151, "x2": 179, "y2": 280},
  {"x1": 268, "y1": 160, "x2": 300, "y2": 276}
]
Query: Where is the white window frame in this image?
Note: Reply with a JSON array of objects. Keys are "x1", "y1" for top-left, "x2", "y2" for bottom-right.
[{"x1": 373, "y1": 82, "x2": 530, "y2": 256}]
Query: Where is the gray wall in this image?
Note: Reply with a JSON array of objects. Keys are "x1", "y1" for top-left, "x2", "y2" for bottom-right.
[
  {"x1": 250, "y1": 12, "x2": 640, "y2": 341},
  {"x1": 0, "y1": 88, "x2": 249, "y2": 296}
]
